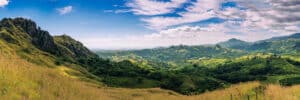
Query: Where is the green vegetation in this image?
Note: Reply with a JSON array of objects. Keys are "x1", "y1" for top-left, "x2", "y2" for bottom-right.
[
  {"x1": 97, "y1": 45, "x2": 247, "y2": 62},
  {"x1": 280, "y1": 76, "x2": 300, "y2": 86},
  {"x1": 218, "y1": 38, "x2": 251, "y2": 49},
  {"x1": 96, "y1": 32, "x2": 300, "y2": 94}
]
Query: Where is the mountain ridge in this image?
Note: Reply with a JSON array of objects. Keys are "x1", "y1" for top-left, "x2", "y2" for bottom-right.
[
  {"x1": 97, "y1": 32, "x2": 300, "y2": 63},
  {"x1": 0, "y1": 18, "x2": 102, "y2": 65},
  {"x1": 218, "y1": 38, "x2": 251, "y2": 49},
  {"x1": 265, "y1": 33, "x2": 300, "y2": 42},
  {"x1": 0, "y1": 18, "x2": 61, "y2": 55}
]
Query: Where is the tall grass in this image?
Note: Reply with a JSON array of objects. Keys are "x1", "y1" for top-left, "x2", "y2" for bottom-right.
[
  {"x1": 1, "y1": 46, "x2": 300, "y2": 99},
  {"x1": 265, "y1": 84, "x2": 300, "y2": 100},
  {"x1": 0, "y1": 57, "x2": 103, "y2": 100},
  {"x1": 0, "y1": 54, "x2": 259, "y2": 100}
]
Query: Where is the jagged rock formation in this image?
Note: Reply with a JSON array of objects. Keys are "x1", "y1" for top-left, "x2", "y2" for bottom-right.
[
  {"x1": 0, "y1": 17, "x2": 98, "y2": 64},
  {"x1": 54, "y1": 35, "x2": 98, "y2": 59},
  {"x1": 0, "y1": 18, "x2": 59, "y2": 54}
]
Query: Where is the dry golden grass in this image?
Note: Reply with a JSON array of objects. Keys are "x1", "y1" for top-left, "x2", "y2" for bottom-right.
[
  {"x1": 0, "y1": 57, "x2": 265, "y2": 100},
  {"x1": 1, "y1": 51, "x2": 300, "y2": 100},
  {"x1": 0, "y1": 54, "x2": 258, "y2": 100},
  {"x1": 0, "y1": 51, "x2": 179, "y2": 100},
  {"x1": 264, "y1": 84, "x2": 300, "y2": 100},
  {"x1": 0, "y1": 57, "x2": 100, "y2": 100},
  {"x1": 185, "y1": 82, "x2": 260, "y2": 100}
]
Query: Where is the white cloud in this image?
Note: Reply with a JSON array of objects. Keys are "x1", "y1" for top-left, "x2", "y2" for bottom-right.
[
  {"x1": 227, "y1": 0, "x2": 300, "y2": 35},
  {"x1": 126, "y1": 0, "x2": 188, "y2": 15},
  {"x1": 81, "y1": 25, "x2": 227, "y2": 49},
  {"x1": 87, "y1": 0, "x2": 300, "y2": 49},
  {"x1": 127, "y1": 0, "x2": 300, "y2": 33},
  {"x1": 103, "y1": 9, "x2": 131, "y2": 14},
  {"x1": 57, "y1": 6, "x2": 73, "y2": 15},
  {"x1": 0, "y1": 0, "x2": 9, "y2": 7},
  {"x1": 80, "y1": 23, "x2": 277, "y2": 50},
  {"x1": 142, "y1": 0, "x2": 223, "y2": 30}
]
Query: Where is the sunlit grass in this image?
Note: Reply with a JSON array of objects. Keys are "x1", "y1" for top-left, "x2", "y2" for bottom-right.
[
  {"x1": 1, "y1": 38, "x2": 300, "y2": 100},
  {"x1": 2, "y1": 55, "x2": 300, "y2": 100},
  {"x1": 264, "y1": 84, "x2": 300, "y2": 100},
  {"x1": 0, "y1": 60, "x2": 276, "y2": 100}
]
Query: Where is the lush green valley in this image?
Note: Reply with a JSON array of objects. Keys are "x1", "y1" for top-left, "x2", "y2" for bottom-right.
[{"x1": 96, "y1": 33, "x2": 300, "y2": 94}]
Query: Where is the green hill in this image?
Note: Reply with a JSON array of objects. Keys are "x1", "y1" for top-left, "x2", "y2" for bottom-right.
[
  {"x1": 97, "y1": 45, "x2": 246, "y2": 62},
  {"x1": 218, "y1": 38, "x2": 251, "y2": 49},
  {"x1": 0, "y1": 17, "x2": 163, "y2": 93},
  {"x1": 54, "y1": 35, "x2": 98, "y2": 59},
  {"x1": 220, "y1": 33, "x2": 300, "y2": 54},
  {"x1": 97, "y1": 33, "x2": 300, "y2": 64},
  {"x1": 96, "y1": 33, "x2": 300, "y2": 94}
]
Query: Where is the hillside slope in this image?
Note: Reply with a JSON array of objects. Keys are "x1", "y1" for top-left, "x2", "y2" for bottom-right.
[
  {"x1": 218, "y1": 38, "x2": 251, "y2": 49},
  {"x1": 96, "y1": 33, "x2": 300, "y2": 94},
  {"x1": 219, "y1": 33, "x2": 300, "y2": 54},
  {"x1": 0, "y1": 17, "x2": 107, "y2": 99},
  {"x1": 2, "y1": 17, "x2": 300, "y2": 99}
]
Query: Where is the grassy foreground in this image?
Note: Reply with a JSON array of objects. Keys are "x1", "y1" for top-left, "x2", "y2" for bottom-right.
[{"x1": 1, "y1": 54, "x2": 300, "y2": 100}]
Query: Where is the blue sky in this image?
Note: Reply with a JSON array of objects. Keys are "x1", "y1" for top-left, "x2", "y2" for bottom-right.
[
  {"x1": 0, "y1": 0, "x2": 300, "y2": 50},
  {"x1": 0, "y1": 0, "x2": 150, "y2": 37}
]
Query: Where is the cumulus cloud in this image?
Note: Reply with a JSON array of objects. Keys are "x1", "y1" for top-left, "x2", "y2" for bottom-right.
[
  {"x1": 126, "y1": 0, "x2": 188, "y2": 15},
  {"x1": 127, "y1": 0, "x2": 300, "y2": 33},
  {"x1": 89, "y1": 0, "x2": 300, "y2": 49},
  {"x1": 0, "y1": 0, "x2": 9, "y2": 7},
  {"x1": 227, "y1": 0, "x2": 300, "y2": 35},
  {"x1": 57, "y1": 6, "x2": 73, "y2": 15},
  {"x1": 142, "y1": 0, "x2": 222, "y2": 30},
  {"x1": 81, "y1": 23, "x2": 277, "y2": 49},
  {"x1": 81, "y1": 25, "x2": 227, "y2": 49}
]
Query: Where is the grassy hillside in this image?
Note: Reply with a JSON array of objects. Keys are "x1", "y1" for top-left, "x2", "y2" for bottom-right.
[
  {"x1": 1, "y1": 53, "x2": 299, "y2": 100},
  {"x1": 95, "y1": 33, "x2": 300, "y2": 95},
  {"x1": 2, "y1": 17, "x2": 300, "y2": 99},
  {"x1": 0, "y1": 56, "x2": 101, "y2": 99},
  {"x1": 0, "y1": 18, "x2": 105, "y2": 99},
  {"x1": 2, "y1": 61, "x2": 300, "y2": 100},
  {"x1": 94, "y1": 51, "x2": 300, "y2": 95}
]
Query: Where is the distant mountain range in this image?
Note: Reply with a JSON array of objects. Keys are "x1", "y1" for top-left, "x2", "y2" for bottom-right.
[
  {"x1": 265, "y1": 33, "x2": 300, "y2": 41},
  {"x1": 95, "y1": 32, "x2": 300, "y2": 95},
  {"x1": 218, "y1": 38, "x2": 251, "y2": 49},
  {"x1": 219, "y1": 33, "x2": 300, "y2": 53},
  {"x1": 97, "y1": 33, "x2": 300, "y2": 63}
]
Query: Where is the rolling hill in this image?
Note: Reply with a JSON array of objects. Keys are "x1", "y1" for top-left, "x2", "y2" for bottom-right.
[
  {"x1": 218, "y1": 38, "x2": 251, "y2": 49},
  {"x1": 219, "y1": 33, "x2": 300, "y2": 54},
  {"x1": 96, "y1": 32, "x2": 300, "y2": 94},
  {"x1": 97, "y1": 45, "x2": 246, "y2": 63}
]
